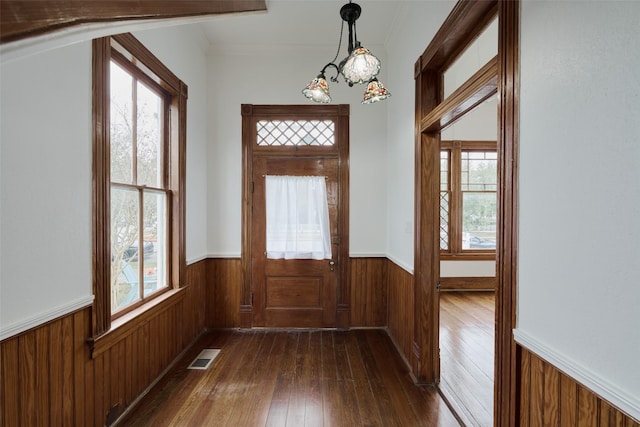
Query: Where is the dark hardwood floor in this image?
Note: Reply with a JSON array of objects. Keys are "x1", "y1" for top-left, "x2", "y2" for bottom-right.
[
  {"x1": 439, "y1": 291, "x2": 495, "y2": 427},
  {"x1": 118, "y1": 329, "x2": 460, "y2": 426}
]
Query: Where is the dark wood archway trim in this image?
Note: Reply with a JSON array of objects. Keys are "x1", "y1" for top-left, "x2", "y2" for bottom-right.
[
  {"x1": 420, "y1": 56, "x2": 498, "y2": 133},
  {"x1": 0, "y1": 0, "x2": 267, "y2": 44},
  {"x1": 495, "y1": 2, "x2": 520, "y2": 425},
  {"x1": 414, "y1": 1, "x2": 519, "y2": 426}
]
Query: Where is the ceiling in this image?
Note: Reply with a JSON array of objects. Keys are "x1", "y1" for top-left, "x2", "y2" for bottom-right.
[{"x1": 198, "y1": 1, "x2": 412, "y2": 51}]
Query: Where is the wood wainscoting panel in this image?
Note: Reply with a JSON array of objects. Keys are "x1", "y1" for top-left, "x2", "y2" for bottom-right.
[
  {"x1": 0, "y1": 259, "x2": 208, "y2": 426},
  {"x1": 518, "y1": 346, "x2": 640, "y2": 426},
  {"x1": 386, "y1": 260, "x2": 415, "y2": 367},
  {"x1": 350, "y1": 257, "x2": 388, "y2": 327},
  {"x1": 207, "y1": 258, "x2": 242, "y2": 329}
]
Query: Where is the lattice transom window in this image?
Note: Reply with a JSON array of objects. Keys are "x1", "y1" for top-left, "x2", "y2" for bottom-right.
[{"x1": 257, "y1": 120, "x2": 335, "y2": 146}]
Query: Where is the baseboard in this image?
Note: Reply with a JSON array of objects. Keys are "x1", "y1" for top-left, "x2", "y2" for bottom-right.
[
  {"x1": 514, "y1": 328, "x2": 640, "y2": 421},
  {"x1": 439, "y1": 276, "x2": 496, "y2": 291},
  {"x1": 383, "y1": 327, "x2": 418, "y2": 383}
]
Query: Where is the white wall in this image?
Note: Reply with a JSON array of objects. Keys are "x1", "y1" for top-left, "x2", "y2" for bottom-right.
[
  {"x1": 1, "y1": 42, "x2": 93, "y2": 339},
  {"x1": 206, "y1": 45, "x2": 388, "y2": 257},
  {"x1": 384, "y1": 0, "x2": 457, "y2": 272},
  {"x1": 517, "y1": 1, "x2": 640, "y2": 418},
  {"x1": 133, "y1": 24, "x2": 210, "y2": 264},
  {"x1": 0, "y1": 24, "x2": 210, "y2": 339}
]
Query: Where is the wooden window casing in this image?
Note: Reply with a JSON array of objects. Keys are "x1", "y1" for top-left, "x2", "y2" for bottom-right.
[
  {"x1": 92, "y1": 33, "x2": 186, "y2": 337},
  {"x1": 440, "y1": 139, "x2": 497, "y2": 260}
]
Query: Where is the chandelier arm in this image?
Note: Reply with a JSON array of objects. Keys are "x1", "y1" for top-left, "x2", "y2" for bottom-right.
[{"x1": 320, "y1": 63, "x2": 341, "y2": 83}]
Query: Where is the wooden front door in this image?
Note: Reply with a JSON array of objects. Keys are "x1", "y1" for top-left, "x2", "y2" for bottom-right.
[
  {"x1": 241, "y1": 104, "x2": 350, "y2": 329},
  {"x1": 252, "y1": 157, "x2": 339, "y2": 327}
]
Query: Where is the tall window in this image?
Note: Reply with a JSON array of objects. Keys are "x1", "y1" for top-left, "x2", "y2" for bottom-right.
[
  {"x1": 110, "y1": 58, "x2": 169, "y2": 314},
  {"x1": 440, "y1": 140, "x2": 497, "y2": 258},
  {"x1": 93, "y1": 34, "x2": 186, "y2": 333}
]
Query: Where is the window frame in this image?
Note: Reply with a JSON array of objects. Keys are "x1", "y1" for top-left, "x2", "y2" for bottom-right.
[
  {"x1": 92, "y1": 33, "x2": 186, "y2": 336},
  {"x1": 440, "y1": 140, "x2": 497, "y2": 260}
]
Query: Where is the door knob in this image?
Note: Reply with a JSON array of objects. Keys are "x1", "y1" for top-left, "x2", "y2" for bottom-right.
[{"x1": 329, "y1": 260, "x2": 335, "y2": 271}]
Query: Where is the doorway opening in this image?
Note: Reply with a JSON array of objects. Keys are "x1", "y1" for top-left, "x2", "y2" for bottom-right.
[
  {"x1": 438, "y1": 90, "x2": 498, "y2": 425},
  {"x1": 413, "y1": 1, "x2": 520, "y2": 425}
]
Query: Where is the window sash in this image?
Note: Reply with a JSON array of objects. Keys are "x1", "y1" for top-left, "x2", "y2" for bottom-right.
[
  {"x1": 92, "y1": 33, "x2": 186, "y2": 337},
  {"x1": 440, "y1": 141, "x2": 497, "y2": 258}
]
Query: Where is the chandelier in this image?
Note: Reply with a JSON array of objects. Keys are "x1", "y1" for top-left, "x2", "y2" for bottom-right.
[{"x1": 302, "y1": 1, "x2": 391, "y2": 105}]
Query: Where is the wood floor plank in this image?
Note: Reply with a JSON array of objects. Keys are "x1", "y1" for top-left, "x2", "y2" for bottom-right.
[
  {"x1": 233, "y1": 332, "x2": 284, "y2": 426},
  {"x1": 367, "y1": 329, "x2": 461, "y2": 427},
  {"x1": 439, "y1": 291, "x2": 495, "y2": 427},
  {"x1": 354, "y1": 331, "x2": 403, "y2": 427},
  {"x1": 304, "y1": 331, "x2": 324, "y2": 427},
  {"x1": 344, "y1": 332, "x2": 384, "y2": 426},
  {"x1": 265, "y1": 332, "x2": 298, "y2": 426},
  {"x1": 118, "y1": 329, "x2": 459, "y2": 427},
  {"x1": 198, "y1": 331, "x2": 266, "y2": 426}
]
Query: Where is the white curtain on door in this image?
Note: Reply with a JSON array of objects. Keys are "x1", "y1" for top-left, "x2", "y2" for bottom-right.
[{"x1": 265, "y1": 175, "x2": 332, "y2": 260}]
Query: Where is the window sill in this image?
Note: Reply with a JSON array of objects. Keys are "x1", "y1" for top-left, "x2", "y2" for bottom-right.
[{"x1": 88, "y1": 286, "x2": 186, "y2": 359}]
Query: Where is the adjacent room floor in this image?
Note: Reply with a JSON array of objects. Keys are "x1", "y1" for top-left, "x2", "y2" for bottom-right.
[{"x1": 439, "y1": 291, "x2": 495, "y2": 427}]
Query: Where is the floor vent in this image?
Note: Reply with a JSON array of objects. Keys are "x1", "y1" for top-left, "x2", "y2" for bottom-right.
[{"x1": 187, "y1": 348, "x2": 220, "y2": 370}]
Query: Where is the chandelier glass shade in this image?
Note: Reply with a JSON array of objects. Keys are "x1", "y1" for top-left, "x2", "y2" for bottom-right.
[
  {"x1": 341, "y1": 45, "x2": 381, "y2": 85},
  {"x1": 302, "y1": 73, "x2": 332, "y2": 103},
  {"x1": 302, "y1": 2, "x2": 390, "y2": 105},
  {"x1": 362, "y1": 78, "x2": 391, "y2": 104}
]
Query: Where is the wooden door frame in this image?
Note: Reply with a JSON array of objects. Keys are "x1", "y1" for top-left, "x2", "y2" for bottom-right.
[
  {"x1": 413, "y1": 1, "x2": 519, "y2": 426},
  {"x1": 240, "y1": 104, "x2": 351, "y2": 329}
]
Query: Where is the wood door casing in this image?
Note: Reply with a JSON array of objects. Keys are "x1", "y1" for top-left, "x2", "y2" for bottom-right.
[
  {"x1": 252, "y1": 157, "x2": 339, "y2": 327},
  {"x1": 241, "y1": 104, "x2": 350, "y2": 329}
]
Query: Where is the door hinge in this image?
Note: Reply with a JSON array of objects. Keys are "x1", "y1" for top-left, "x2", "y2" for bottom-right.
[
  {"x1": 251, "y1": 181, "x2": 254, "y2": 193},
  {"x1": 251, "y1": 292, "x2": 254, "y2": 305},
  {"x1": 436, "y1": 281, "x2": 441, "y2": 292}
]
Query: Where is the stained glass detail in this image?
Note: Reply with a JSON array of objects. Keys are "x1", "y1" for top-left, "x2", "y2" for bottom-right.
[
  {"x1": 257, "y1": 120, "x2": 335, "y2": 146},
  {"x1": 440, "y1": 191, "x2": 450, "y2": 250},
  {"x1": 440, "y1": 150, "x2": 450, "y2": 250}
]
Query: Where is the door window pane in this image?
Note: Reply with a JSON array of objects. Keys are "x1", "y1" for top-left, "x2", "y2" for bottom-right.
[{"x1": 265, "y1": 175, "x2": 332, "y2": 260}]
